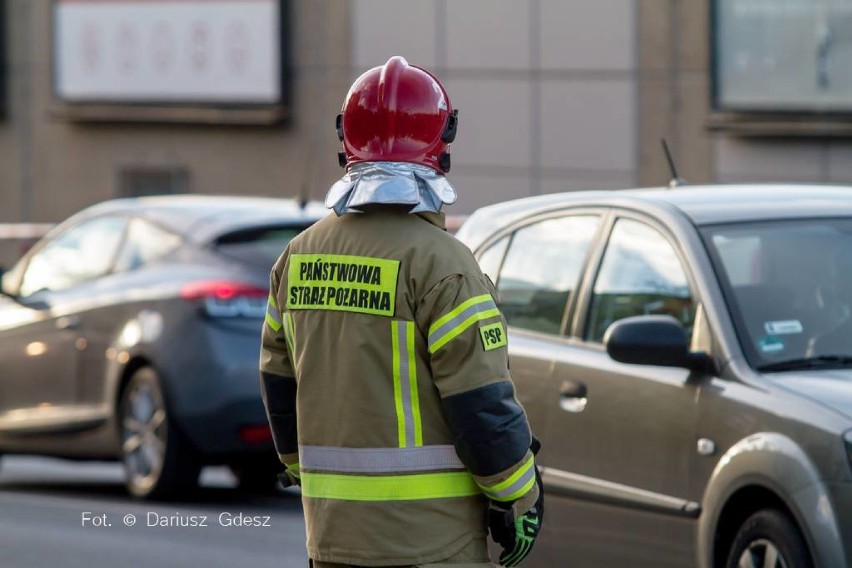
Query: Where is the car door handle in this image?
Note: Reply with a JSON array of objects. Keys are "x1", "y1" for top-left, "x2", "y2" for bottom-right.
[
  {"x1": 559, "y1": 379, "x2": 588, "y2": 413},
  {"x1": 56, "y1": 315, "x2": 81, "y2": 330}
]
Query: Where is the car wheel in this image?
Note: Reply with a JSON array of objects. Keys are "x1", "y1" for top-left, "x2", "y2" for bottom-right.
[
  {"x1": 725, "y1": 509, "x2": 813, "y2": 568},
  {"x1": 230, "y1": 458, "x2": 282, "y2": 494},
  {"x1": 119, "y1": 367, "x2": 200, "y2": 500}
]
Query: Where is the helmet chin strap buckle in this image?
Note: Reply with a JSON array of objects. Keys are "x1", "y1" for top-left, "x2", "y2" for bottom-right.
[
  {"x1": 335, "y1": 113, "x2": 344, "y2": 141},
  {"x1": 438, "y1": 152, "x2": 451, "y2": 173},
  {"x1": 338, "y1": 151, "x2": 347, "y2": 168},
  {"x1": 441, "y1": 109, "x2": 459, "y2": 143}
]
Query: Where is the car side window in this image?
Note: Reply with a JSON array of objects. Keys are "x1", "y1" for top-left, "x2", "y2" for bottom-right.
[
  {"x1": 19, "y1": 216, "x2": 128, "y2": 296},
  {"x1": 587, "y1": 218, "x2": 695, "y2": 343},
  {"x1": 495, "y1": 215, "x2": 601, "y2": 335},
  {"x1": 114, "y1": 218, "x2": 182, "y2": 272},
  {"x1": 477, "y1": 236, "x2": 509, "y2": 285}
]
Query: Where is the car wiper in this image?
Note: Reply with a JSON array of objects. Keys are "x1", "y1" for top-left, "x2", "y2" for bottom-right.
[{"x1": 758, "y1": 355, "x2": 852, "y2": 373}]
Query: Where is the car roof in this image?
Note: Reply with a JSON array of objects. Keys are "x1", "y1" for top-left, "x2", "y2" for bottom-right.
[
  {"x1": 82, "y1": 195, "x2": 329, "y2": 243},
  {"x1": 457, "y1": 184, "x2": 852, "y2": 249}
]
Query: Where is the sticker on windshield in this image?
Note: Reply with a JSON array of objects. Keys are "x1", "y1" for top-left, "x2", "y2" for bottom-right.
[
  {"x1": 764, "y1": 320, "x2": 803, "y2": 335},
  {"x1": 758, "y1": 336, "x2": 785, "y2": 354}
]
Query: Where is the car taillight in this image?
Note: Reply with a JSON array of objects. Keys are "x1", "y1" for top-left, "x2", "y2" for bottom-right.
[
  {"x1": 239, "y1": 425, "x2": 273, "y2": 444},
  {"x1": 180, "y1": 281, "x2": 267, "y2": 318}
]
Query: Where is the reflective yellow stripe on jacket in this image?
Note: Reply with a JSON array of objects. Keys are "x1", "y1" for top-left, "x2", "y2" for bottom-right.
[
  {"x1": 392, "y1": 321, "x2": 422, "y2": 448},
  {"x1": 428, "y1": 294, "x2": 501, "y2": 353},
  {"x1": 282, "y1": 312, "x2": 296, "y2": 357},
  {"x1": 301, "y1": 471, "x2": 479, "y2": 501},
  {"x1": 477, "y1": 454, "x2": 536, "y2": 502},
  {"x1": 266, "y1": 293, "x2": 283, "y2": 332}
]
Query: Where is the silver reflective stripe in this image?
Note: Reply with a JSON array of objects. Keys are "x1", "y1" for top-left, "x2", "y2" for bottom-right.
[
  {"x1": 482, "y1": 461, "x2": 536, "y2": 501},
  {"x1": 427, "y1": 298, "x2": 499, "y2": 352},
  {"x1": 266, "y1": 303, "x2": 282, "y2": 325},
  {"x1": 266, "y1": 294, "x2": 283, "y2": 332},
  {"x1": 299, "y1": 445, "x2": 465, "y2": 473}
]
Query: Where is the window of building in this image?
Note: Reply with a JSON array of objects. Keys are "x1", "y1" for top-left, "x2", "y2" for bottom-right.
[
  {"x1": 714, "y1": 0, "x2": 852, "y2": 114},
  {"x1": 586, "y1": 218, "x2": 695, "y2": 343},
  {"x1": 51, "y1": 0, "x2": 290, "y2": 125},
  {"x1": 495, "y1": 215, "x2": 600, "y2": 335}
]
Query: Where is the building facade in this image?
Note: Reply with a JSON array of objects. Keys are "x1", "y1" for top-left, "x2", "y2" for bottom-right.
[{"x1": 1, "y1": 0, "x2": 851, "y2": 225}]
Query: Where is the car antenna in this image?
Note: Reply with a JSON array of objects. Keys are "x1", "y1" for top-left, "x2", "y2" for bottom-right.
[
  {"x1": 661, "y1": 138, "x2": 687, "y2": 189},
  {"x1": 297, "y1": 172, "x2": 310, "y2": 211},
  {"x1": 296, "y1": 118, "x2": 321, "y2": 211}
]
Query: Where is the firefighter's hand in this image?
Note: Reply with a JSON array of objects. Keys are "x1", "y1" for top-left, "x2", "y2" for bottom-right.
[
  {"x1": 488, "y1": 502, "x2": 542, "y2": 567},
  {"x1": 488, "y1": 465, "x2": 544, "y2": 567}
]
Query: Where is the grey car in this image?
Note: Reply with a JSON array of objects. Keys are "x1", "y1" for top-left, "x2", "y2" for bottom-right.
[
  {"x1": 0, "y1": 196, "x2": 325, "y2": 499},
  {"x1": 456, "y1": 185, "x2": 852, "y2": 568}
]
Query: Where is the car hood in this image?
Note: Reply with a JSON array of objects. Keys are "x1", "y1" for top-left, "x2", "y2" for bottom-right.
[{"x1": 771, "y1": 369, "x2": 852, "y2": 419}]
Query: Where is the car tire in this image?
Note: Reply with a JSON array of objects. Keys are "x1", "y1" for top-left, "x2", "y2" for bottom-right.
[
  {"x1": 230, "y1": 458, "x2": 282, "y2": 494},
  {"x1": 725, "y1": 508, "x2": 813, "y2": 568},
  {"x1": 119, "y1": 367, "x2": 201, "y2": 500}
]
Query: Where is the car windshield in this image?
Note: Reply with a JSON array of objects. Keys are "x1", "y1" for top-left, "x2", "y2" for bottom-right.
[
  {"x1": 214, "y1": 225, "x2": 305, "y2": 268},
  {"x1": 703, "y1": 218, "x2": 852, "y2": 372}
]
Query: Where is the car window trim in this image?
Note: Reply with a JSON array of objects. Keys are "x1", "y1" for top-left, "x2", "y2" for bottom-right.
[
  {"x1": 571, "y1": 209, "x2": 703, "y2": 344},
  {"x1": 473, "y1": 207, "x2": 609, "y2": 338}
]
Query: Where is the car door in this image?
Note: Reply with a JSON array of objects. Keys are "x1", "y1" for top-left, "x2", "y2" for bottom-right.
[
  {"x1": 537, "y1": 213, "x2": 702, "y2": 567},
  {"x1": 475, "y1": 212, "x2": 605, "y2": 454},
  {"x1": 0, "y1": 215, "x2": 127, "y2": 428}
]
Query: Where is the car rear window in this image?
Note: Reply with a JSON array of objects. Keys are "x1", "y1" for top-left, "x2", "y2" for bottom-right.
[{"x1": 214, "y1": 226, "x2": 305, "y2": 268}]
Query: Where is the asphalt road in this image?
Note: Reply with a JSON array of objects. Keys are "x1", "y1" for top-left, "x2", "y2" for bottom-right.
[{"x1": 0, "y1": 456, "x2": 309, "y2": 568}]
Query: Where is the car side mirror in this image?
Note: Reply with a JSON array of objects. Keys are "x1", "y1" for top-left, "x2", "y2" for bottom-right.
[{"x1": 604, "y1": 315, "x2": 712, "y2": 373}]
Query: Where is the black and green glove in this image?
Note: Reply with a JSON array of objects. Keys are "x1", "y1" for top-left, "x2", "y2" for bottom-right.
[{"x1": 488, "y1": 463, "x2": 545, "y2": 567}]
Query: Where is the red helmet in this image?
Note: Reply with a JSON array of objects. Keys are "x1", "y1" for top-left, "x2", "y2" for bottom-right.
[{"x1": 336, "y1": 56, "x2": 458, "y2": 173}]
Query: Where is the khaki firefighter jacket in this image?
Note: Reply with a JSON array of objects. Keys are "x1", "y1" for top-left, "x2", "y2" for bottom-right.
[{"x1": 260, "y1": 206, "x2": 538, "y2": 566}]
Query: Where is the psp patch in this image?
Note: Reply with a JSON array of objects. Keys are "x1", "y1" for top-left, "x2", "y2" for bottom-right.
[{"x1": 479, "y1": 321, "x2": 507, "y2": 351}]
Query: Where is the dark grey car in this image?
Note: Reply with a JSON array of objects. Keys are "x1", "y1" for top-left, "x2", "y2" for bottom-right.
[
  {"x1": 457, "y1": 186, "x2": 852, "y2": 568},
  {"x1": 0, "y1": 196, "x2": 325, "y2": 499}
]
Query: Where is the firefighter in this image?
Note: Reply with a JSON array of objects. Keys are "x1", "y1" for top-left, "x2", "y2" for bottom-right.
[{"x1": 260, "y1": 56, "x2": 543, "y2": 567}]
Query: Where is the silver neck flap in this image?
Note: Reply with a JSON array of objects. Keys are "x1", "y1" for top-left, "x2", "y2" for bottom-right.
[{"x1": 325, "y1": 162, "x2": 457, "y2": 215}]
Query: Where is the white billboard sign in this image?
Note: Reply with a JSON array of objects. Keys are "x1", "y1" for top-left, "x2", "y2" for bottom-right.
[{"x1": 54, "y1": 0, "x2": 282, "y2": 104}]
